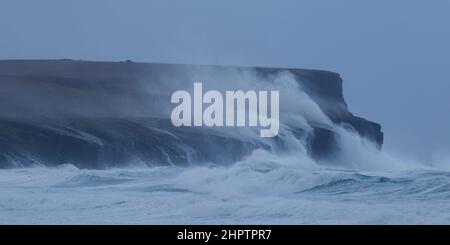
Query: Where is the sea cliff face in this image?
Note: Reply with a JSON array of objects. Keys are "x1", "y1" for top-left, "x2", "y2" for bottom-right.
[{"x1": 0, "y1": 60, "x2": 383, "y2": 168}]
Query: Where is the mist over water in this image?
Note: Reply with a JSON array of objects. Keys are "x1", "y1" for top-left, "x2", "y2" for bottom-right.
[{"x1": 163, "y1": 69, "x2": 435, "y2": 173}]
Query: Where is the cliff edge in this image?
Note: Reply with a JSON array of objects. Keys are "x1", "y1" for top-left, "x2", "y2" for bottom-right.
[{"x1": 0, "y1": 60, "x2": 383, "y2": 168}]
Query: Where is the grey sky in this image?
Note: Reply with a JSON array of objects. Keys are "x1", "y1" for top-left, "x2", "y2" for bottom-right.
[{"x1": 1, "y1": 0, "x2": 449, "y2": 161}]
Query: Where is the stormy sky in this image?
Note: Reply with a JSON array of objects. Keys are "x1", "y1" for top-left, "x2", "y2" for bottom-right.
[{"x1": 1, "y1": 0, "x2": 449, "y2": 161}]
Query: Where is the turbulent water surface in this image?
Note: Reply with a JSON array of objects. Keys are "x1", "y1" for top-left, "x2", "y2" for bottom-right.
[{"x1": 1, "y1": 156, "x2": 450, "y2": 224}]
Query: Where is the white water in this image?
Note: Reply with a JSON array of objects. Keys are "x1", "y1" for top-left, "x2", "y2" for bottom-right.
[{"x1": 1, "y1": 147, "x2": 450, "y2": 224}]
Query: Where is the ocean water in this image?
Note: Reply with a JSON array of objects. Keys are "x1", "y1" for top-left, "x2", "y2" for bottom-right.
[{"x1": 1, "y1": 151, "x2": 450, "y2": 224}]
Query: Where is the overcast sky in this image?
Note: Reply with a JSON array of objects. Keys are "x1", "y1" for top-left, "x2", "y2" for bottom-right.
[{"x1": 1, "y1": 0, "x2": 449, "y2": 161}]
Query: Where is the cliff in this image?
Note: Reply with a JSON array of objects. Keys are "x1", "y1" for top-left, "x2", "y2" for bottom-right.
[{"x1": 0, "y1": 60, "x2": 383, "y2": 168}]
